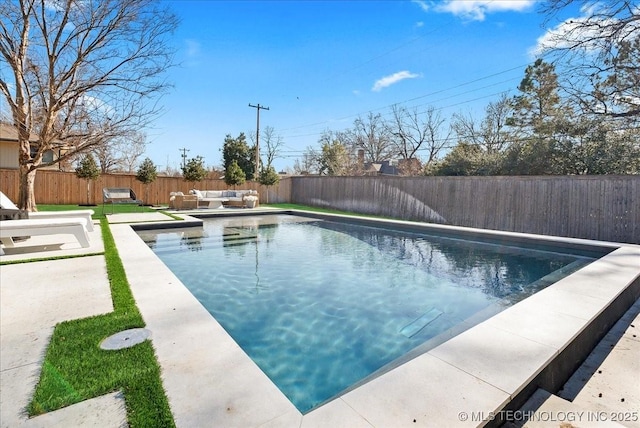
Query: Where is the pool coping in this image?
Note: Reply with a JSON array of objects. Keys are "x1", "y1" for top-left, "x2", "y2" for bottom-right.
[{"x1": 113, "y1": 210, "x2": 640, "y2": 427}]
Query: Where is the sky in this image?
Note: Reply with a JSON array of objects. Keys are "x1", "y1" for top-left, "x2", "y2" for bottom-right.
[{"x1": 147, "y1": 0, "x2": 584, "y2": 173}]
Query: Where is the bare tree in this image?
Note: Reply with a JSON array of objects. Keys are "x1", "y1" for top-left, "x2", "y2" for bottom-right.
[
  {"x1": 92, "y1": 143, "x2": 123, "y2": 174},
  {"x1": 537, "y1": 0, "x2": 639, "y2": 121},
  {"x1": 452, "y1": 93, "x2": 514, "y2": 154},
  {"x1": 389, "y1": 104, "x2": 450, "y2": 170},
  {"x1": 119, "y1": 132, "x2": 148, "y2": 173},
  {"x1": 93, "y1": 132, "x2": 147, "y2": 173},
  {"x1": 0, "y1": 0, "x2": 178, "y2": 209},
  {"x1": 248, "y1": 126, "x2": 284, "y2": 169},
  {"x1": 295, "y1": 146, "x2": 321, "y2": 175},
  {"x1": 344, "y1": 112, "x2": 393, "y2": 163}
]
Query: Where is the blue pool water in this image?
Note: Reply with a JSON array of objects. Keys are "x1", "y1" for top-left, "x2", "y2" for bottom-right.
[{"x1": 138, "y1": 214, "x2": 601, "y2": 412}]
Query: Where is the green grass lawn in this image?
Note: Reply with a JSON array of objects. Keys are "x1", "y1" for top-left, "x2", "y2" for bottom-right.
[{"x1": 25, "y1": 219, "x2": 175, "y2": 427}]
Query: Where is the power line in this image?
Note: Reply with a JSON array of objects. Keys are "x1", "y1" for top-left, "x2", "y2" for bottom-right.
[
  {"x1": 280, "y1": 87, "x2": 517, "y2": 142},
  {"x1": 278, "y1": 63, "x2": 527, "y2": 135},
  {"x1": 319, "y1": 12, "x2": 457, "y2": 85}
]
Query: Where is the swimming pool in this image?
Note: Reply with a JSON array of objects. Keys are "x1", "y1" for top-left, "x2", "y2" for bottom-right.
[{"x1": 138, "y1": 214, "x2": 607, "y2": 413}]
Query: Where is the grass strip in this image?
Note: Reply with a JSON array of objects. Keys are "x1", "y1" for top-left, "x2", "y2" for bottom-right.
[
  {"x1": 27, "y1": 219, "x2": 175, "y2": 427},
  {"x1": 0, "y1": 252, "x2": 104, "y2": 266}
]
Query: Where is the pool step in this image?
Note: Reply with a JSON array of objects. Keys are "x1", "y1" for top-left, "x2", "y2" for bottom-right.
[
  {"x1": 221, "y1": 228, "x2": 258, "y2": 247},
  {"x1": 147, "y1": 229, "x2": 259, "y2": 255},
  {"x1": 400, "y1": 308, "x2": 444, "y2": 338}
]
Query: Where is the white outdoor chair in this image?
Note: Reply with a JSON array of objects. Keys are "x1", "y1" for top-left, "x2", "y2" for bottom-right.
[
  {"x1": 0, "y1": 191, "x2": 94, "y2": 231},
  {"x1": 0, "y1": 217, "x2": 90, "y2": 255}
]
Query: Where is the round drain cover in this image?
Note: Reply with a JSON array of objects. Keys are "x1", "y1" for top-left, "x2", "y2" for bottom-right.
[{"x1": 100, "y1": 328, "x2": 152, "y2": 350}]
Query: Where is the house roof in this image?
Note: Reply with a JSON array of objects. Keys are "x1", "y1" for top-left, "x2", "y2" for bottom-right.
[
  {"x1": 363, "y1": 160, "x2": 400, "y2": 175},
  {"x1": 364, "y1": 163, "x2": 382, "y2": 172},
  {"x1": 0, "y1": 123, "x2": 39, "y2": 143}
]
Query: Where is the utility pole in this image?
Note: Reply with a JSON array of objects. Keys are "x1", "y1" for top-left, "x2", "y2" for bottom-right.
[
  {"x1": 248, "y1": 103, "x2": 269, "y2": 179},
  {"x1": 179, "y1": 147, "x2": 190, "y2": 170}
]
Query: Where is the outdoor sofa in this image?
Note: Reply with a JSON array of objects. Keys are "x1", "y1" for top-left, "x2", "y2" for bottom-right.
[{"x1": 189, "y1": 189, "x2": 259, "y2": 209}]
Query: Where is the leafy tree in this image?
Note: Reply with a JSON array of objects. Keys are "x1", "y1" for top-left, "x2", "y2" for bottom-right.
[
  {"x1": 75, "y1": 154, "x2": 100, "y2": 205},
  {"x1": 598, "y1": 127, "x2": 640, "y2": 174},
  {"x1": 501, "y1": 138, "x2": 557, "y2": 175},
  {"x1": 258, "y1": 166, "x2": 279, "y2": 203},
  {"x1": 225, "y1": 160, "x2": 246, "y2": 187},
  {"x1": 504, "y1": 59, "x2": 572, "y2": 174},
  {"x1": 560, "y1": 119, "x2": 640, "y2": 174},
  {"x1": 223, "y1": 133, "x2": 255, "y2": 181},
  {"x1": 182, "y1": 156, "x2": 207, "y2": 187},
  {"x1": 429, "y1": 143, "x2": 500, "y2": 176},
  {"x1": 510, "y1": 59, "x2": 565, "y2": 134},
  {"x1": 136, "y1": 157, "x2": 158, "y2": 204},
  {"x1": 0, "y1": 0, "x2": 178, "y2": 210},
  {"x1": 319, "y1": 140, "x2": 350, "y2": 176}
]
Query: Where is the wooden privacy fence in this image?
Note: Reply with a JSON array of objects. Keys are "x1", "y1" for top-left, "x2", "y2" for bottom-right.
[
  {"x1": 2, "y1": 169, "x2": 638, "y2": 243},
  {"x1": 0, "y1": 169, "x2": 291, "y2": 206},
  {"x1": 290, "y1": 175, "x2": 640, "y2": 244}
]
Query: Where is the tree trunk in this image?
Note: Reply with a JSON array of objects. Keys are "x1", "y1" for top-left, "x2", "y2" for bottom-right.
[{"x1": 18, "y1": 166, "x2": 38, "y2": 212}]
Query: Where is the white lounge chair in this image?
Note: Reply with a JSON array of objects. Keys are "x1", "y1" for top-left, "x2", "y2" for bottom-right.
[
  {"x1": 0, "y1": 191, "x2": 94, "y2": 232},
  {"x1": 0, "y1": 217, "x2": 90, "y2": 255}
]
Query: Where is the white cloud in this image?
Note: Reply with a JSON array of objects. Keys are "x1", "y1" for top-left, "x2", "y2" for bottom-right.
[
  {"x1": 183, "y1": 39, "x2": 203, "y2": 67},
  {"x1": 79, "y1": 95, "x2": 114, "y2": 117},
  {"x1": 530, "y1": 11, "x2": 638, "y2": 58},
  {"x1": 411, "y1": 0, "x2": 430, "y2": 13},
  {"x1": 185, "y1": 39, "x2": 201, "y2": 58},
  {"x1": 422, "y1": 0, "x2": 535, "y2": 21},
  {"x1": 372, "y1": 71, "x2": 420, "y2": 92},
  {"x1": 529, "y1": 17, "x2": 591, "y2": 57}
]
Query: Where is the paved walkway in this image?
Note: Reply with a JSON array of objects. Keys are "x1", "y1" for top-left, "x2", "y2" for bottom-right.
[
  {"x1": 0, "y1": 212, "x2": 638, "y2": 427},
  {"x1": 0, "y1": 226, "x2": 128, "y2": 427}
]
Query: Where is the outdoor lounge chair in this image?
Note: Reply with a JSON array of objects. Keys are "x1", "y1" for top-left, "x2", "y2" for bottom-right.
[
  {"x1": 0, "y1": 191, "x2": 94, "y2": 231},
  {"x1": 0, "y1": 217, "x2": 90, "y2": 255},
  {"x1": 102, "y1": 188, "x2": 142, "y2": 214}
]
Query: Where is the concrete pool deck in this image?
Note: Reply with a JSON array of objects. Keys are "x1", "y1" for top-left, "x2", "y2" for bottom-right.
[{"x1": 1, "y1": 209, "x2": 639, "y2": 427}]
